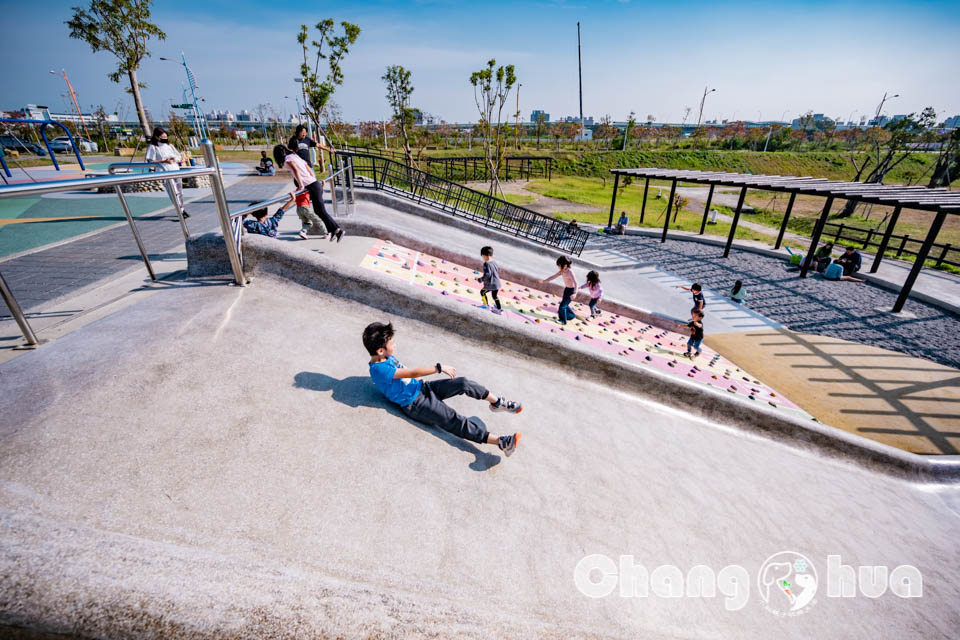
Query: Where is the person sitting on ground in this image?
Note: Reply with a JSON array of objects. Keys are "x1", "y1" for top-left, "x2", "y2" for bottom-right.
[
  {"x1": 810, "y1": 241, "x2": 835, "y2": 273},
  {"x1": 676, "y1": 310, "x2": 705, "y2": 358},
  {"x1": 242, "y1": 201, "x2": 285, "y2": 238},
  {"x1": 730, "y1": 280, "x2": 750, "y2": 304},
  {"x1": 823, "y1": 260, "x2": 864, "y2": 283},
  {"x1": 837, "y1": 245, "x2": 862, "y2": 276},
  {"x1": 256, "y1": 150, "x2": 275, "y2": 175},
  {"x1": 616, "y1": 212, "x2": 629, "y2": 235},
  {"x1": 364, "y1": 322, "x2": 523, "y2": 457}
]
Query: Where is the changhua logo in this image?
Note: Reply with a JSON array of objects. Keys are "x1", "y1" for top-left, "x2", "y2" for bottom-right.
[
  {"x1": 574, "y1": 552, "x2": 923, "y2": 613},
  {"x1": 757, "y1": 551, "x2": 818, "y2": 616}
]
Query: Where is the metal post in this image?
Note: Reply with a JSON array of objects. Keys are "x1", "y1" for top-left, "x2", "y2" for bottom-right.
[
  {"x1": 661, "y1": 179, "x2": 677, "y2": 243},
  {"x1": 347, "y1": 156, "x2": 356, "y2": 209},
  {"x1": 328, "y1": 164, "x2": 340, "y2": 218},
  {"x1": 870, "y1": 206, "x2": 901, "y2": 273},
  {"x1": 114, "y1": 187, "x2": 156, "y2": 280},
  {"x1": 640, "y1": 177, "x2": 649, "y2": 223},
  {"x1": 163, "y1": 177, "x2": 190, "y2": 240},
  {"x1": 201, "y1": 140, "x2": 246, "y2": 286},
  {"x1": 607, "y1": 173, "x2": 620, "y2": 229},
  {"x1": 699, "y1": 184, "x2": 715, "y2": 235},
  {"x1": 800, "y1": 196, "x2": 835, "y2": 278},
  {"x1": 0, "y1": 271, "x2": 41, "y2": 346},
  {"x1": 834, "y1": 223, "x2": 844, "y2": 243},
  {"x1": 722, "y1": 186, "x2": 748, "y2": 258},
  {"x1": 893, "y1": 209, "x2": 947, "y2": 313},
  {"x1": 936, "y1": 243, "x2": 951, "y2": 268},
  {"x1": 774, "y1": 193, "x2": 796, "y2": 250}
]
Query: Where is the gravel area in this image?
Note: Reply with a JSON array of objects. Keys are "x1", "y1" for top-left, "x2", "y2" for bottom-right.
[{"x1": 588, "y1": 234, "x2": 960, "y2": 369}]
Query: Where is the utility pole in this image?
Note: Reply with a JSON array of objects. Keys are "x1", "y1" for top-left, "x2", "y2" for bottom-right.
[
  {"x1": 577, "y1": 22, "x2": 584, "y2": 146},
  {"x1": 873, "y1": 91, "x2": 899, "y2": 126},
  {"x1": 515, "y1": 83, "x2": 522, "y2": 151},
  {"x1": 693, "y1": 86, "x2": 715, "y2": 148},
  {"x1": 50, "y1": 69, "x2": 92, "y2": 142}
]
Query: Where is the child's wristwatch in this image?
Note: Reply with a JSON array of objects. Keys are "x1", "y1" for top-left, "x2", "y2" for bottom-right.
[{"x1": 436, "y1": 362, "x2": 442, "y2": 374}]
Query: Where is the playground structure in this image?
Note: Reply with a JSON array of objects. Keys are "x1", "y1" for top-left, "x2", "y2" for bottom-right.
[
  {"x1": 607, "y1": 168, "x2": 960, "y2": 312},
  {"x1": 0, "y1": 117, "x2": 86, "y2": 180}
]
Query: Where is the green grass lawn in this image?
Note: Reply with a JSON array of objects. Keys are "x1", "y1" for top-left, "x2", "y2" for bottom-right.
[{"x1": 501, "y1": 193, "x2": 537, "y2": 206}]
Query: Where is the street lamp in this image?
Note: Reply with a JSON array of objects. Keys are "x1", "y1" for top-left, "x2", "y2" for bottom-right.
[
  {"x1": 847, "y1": 109, "x2": 858, "y2": 126},
  {"x1": 159, "y1": 54, "x2": 208, "y2": 139},
  {"x1": 694, "y1": 86, "x2": 716, "y2": 145},
  {"x1": 49, "y1": 69, "x2": 91, "y2": 142},
  {"x1": 873, "y1": 92, "x2": 899, "y2": 126},
  {"x1": 515, "y1": 83, "x2": 522, "y2": 151}
]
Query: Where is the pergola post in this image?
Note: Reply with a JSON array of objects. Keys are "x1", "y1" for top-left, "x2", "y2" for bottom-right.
[
  {"x1": 800, "y1": 196, "x2": 835, "y2": 278},
  {"x1": 893, "y1": 209, "x2": 947, "y2": 313},
  {"x1": 607, "y1": 173, "x2": 620, "y2": 229},
  {"x1": 661, "y1": 179, "x2": 678, "y2": 243},
  {"x1": 722, "y1": 186, "x2": 748, "y2": 258},
  {"x1": 774, "y1": 192, "x2": 797, "y2": 250},
  {"x1": 870, "y1": 206, "x2": 902, "y2": 273},
  {"x1": 640, "y1": 177, "x2": 650, "y2": 223},
  {"x1": 699, "y1": 184, "x2": 715, "y2": 235}
]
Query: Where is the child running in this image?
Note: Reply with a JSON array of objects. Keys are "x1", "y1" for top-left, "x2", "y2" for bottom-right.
[
  {"x1": 676, "y1": 310, "x2": 705, "y2": 358},
  {"x1": 364, "y1": 322, "x2": 522, "y2": 456},
  {"x1": 278, "y1": 189, "x2": 327, "y2": 240},
  {"x1": 580, "y1": 270, "x2": 603, "y2": 318},
  {"x1": 538, "y1": 256, "x2": 578, "y2": 324},
  {"x1": 476, "y1": 245, "x2": 502, "y2": 311},
  {"x1": 272, "y1": 144, "x2": 344, "y2": 243}
]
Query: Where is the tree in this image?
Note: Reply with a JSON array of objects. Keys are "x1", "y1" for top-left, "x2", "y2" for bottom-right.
[
  {"x1": 837, "y1": 108, "x2": 937, "y2": 217},
  {"x1": 593, "y1": 115, "x2": 618, "y2": 150},
  {"x1": 254, "y1": 103, "x2": 272, "y2": 144},
  {"x1": 622, "y1": 111, "x2": 636, "y2": 150},
  {"x1": 166, "y1": 112, "x2": 190, "y2": 149},
  {"x1": 534, "y1": 112, "x2": 548, "y2": 150},
  {"x1": 67, "y1": 0, "x2": 165, "y2": 138},
  {"x1": 928, "y1": 128, "x2": 960, "y2": 188},
  {"x1": 357, "y1": 121, "x2": 380, "y2": 143},
  {"x1": 382, "y1": 65, "x2": 416, "y2": 166},
  {"x1": 92, "y1": 104, "x2": 110, "y2": 151},
  {"x1": 297, "y1": 19, "x2": 360, "y2": 144},
  {"x1": 469, "y1": 58, "x2": 517, "y2": 196}
]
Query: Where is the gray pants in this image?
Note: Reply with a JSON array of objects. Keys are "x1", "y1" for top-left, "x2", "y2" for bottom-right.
[
  {"x1": 401, "y1": 377, "x2": 490, "y2": 444},
  {"x1": 296, "y1": 205, "x2": 327, "y2": 235}
]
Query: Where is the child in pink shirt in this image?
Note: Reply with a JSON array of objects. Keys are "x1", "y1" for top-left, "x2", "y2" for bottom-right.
[{"x1": 580, "y1": 270, "x2": 603, "y2": 318}]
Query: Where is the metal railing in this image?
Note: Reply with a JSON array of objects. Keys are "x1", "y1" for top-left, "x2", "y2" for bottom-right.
[
  {"x1": 337, "y1": 152, "x2": 588, "y2": 255},
  {"x1": 0, "y1": 141, "x2": 245, "y2": 347},
  {"x1": 105, "y1": 161, "x2": 192, "y2": 241}
]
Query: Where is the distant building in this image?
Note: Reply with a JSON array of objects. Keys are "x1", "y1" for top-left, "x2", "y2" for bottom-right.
[
  {"x1": 791, "y1": 113, "x2": 835, "y2": 129},
  {"x1": 236, "y1": 110, "x2": 252, "y2": 122},
  {"x1": 531, "y1": 109, "x2": 550, "y2": 122},
  {"x1": 563, "y1": 115, "x2": 594, "y2": 126},
  {"x1": 944, "y1": 115, "x2": 960, "y2": 128}
]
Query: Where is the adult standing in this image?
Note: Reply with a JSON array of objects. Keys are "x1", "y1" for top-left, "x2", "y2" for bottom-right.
[
  {"x1": 145, "y1": 127, "x2": 190, "y2": 218},
  {"x1": 272, "y1": 144, "x2": 344, "y2": 242},
  {"x1": 288, "y1": 124, "x2": 333, "y2": 166}
]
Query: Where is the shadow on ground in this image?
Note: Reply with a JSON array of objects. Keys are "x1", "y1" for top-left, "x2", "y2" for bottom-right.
[{"x1": 294, "y1": 372, "x2": 501, "y2": 471}]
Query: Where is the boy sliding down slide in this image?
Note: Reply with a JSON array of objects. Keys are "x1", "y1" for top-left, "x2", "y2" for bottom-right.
[{"x1": 364, "y1": 322, "x2": 523, "y2": 456}]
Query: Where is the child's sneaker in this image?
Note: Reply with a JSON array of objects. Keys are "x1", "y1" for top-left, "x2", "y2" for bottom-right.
[
  {"x1": 490, "y1": 398, "x2": 523, "y2": 414},
  {"x1": 298, "y1": 229, "x2": 308, "y2": 239},
  {"x1": 498, "y1": 432, "x2": 521, "y2": 457},
  {"x1": 694, "y1": 351, "x2": 701, "y2": 358}
]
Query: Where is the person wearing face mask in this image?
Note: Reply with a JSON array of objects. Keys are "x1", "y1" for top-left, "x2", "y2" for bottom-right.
[{"x1": 145, "y1": 126, "x2": 190, "y2": 218}]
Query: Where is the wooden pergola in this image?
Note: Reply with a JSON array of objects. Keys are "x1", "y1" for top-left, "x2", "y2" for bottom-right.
[{"x1": 606, "y1": 168, "x2": 960, "y2": 313}]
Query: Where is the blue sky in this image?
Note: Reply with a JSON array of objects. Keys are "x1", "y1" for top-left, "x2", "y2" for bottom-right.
[{"x1": 1, "y1": 0, "x2": 958, "y2": 124}]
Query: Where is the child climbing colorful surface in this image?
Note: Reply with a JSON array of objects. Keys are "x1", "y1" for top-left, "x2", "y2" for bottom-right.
[{"x1": 360, "y1": 239, "x2": 811, "y2": 420}]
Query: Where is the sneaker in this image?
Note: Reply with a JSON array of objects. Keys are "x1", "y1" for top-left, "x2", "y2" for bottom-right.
[
  {"x1": 298, "y1": 229, "x2": 308, "y2": 239},
  {"x1": 489, "y1": 398, "x2": 523, "y2": 414},
  {"x1": 683, "y1": 351, "x2": 692, "y2": 358},
  {"x1": 498, "y1": 432, "x2": 522, "y2": 457},
  {"x1": 182, "y1": 210, "x2": 190, "y2": 219},
  {"x1": 694, "y1": 351, "x2": 701, "y2": 358}
]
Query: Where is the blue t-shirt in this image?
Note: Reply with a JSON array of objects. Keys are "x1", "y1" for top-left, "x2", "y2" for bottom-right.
[{"x1": 369, "y1": 355, "x2": 423, "y2": 407}]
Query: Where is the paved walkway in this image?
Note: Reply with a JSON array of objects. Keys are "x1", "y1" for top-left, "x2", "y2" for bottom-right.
[{"x1": 0, "y1": 173, "x2": 288, "y2": 313}]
